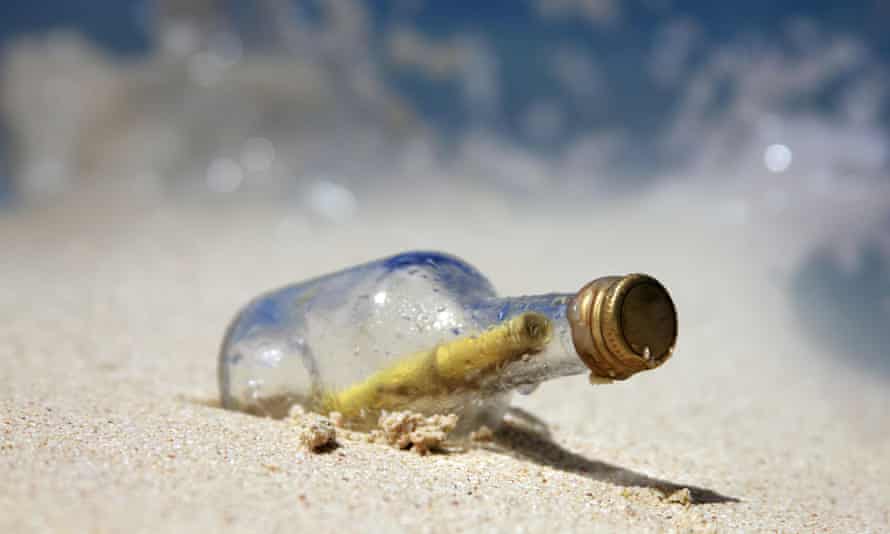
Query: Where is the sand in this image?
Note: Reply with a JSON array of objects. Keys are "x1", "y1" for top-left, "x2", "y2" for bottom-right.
[{"x1": 2, "y1": 196, "x2": 889, "y2": 533}]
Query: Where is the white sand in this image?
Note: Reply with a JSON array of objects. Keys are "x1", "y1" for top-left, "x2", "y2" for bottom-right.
[{"x1": 2, "y1": 196, "x2": 888, "y2": 533}]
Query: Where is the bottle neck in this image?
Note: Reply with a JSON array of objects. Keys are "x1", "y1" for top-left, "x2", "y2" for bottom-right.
[{"x1": 465, "y1": 293, "x2": 589, "y2": 392}]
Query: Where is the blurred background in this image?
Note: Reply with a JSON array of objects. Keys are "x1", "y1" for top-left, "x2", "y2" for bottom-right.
[{"x1": 1, "y1": 1, "x2": 888, "y2": 396}]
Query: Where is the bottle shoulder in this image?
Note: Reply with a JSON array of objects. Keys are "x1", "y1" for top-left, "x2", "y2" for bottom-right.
[
  {"x1": 378, "y1": 250, "x2": 497, "y2": 300},
  {"x1": 239, "y1": 251, "x2": 495, "y2": 313},
  {"x1": 381, "y1": 251, "x2": 483, "y2": 276},
  {"x1": 223, "y1": 251, "x2": 498, "y2": 349}
]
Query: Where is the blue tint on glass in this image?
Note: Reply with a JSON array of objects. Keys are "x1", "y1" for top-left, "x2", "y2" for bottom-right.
[
  {"x1": 384, "y1": 250, "x2": 477, "y2": 275},
  {"x1": 383, "y1": 250, "x2": 497, "y2": 300}
]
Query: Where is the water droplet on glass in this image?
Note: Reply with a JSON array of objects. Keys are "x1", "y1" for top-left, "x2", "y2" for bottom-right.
[{"x1": 247, "y1": 379, "x2": 264, "y2": 399}]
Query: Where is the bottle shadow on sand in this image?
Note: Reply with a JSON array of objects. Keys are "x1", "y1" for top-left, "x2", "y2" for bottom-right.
[
  {"x1": 490, "y1": 409, "x2": 739, "y2": 505},
  {"x1": 189, "y1": 396, "x2": 737, "y2": 503}
]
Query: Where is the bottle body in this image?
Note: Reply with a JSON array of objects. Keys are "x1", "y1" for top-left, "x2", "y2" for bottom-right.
[{"x1": 219, "y1": 251, "x2": 583, "y2": 428}]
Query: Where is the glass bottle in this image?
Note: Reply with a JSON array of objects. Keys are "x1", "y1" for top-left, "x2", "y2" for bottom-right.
[{"x1": 219, "y1": 251, "x2": 677, "y2": 431}]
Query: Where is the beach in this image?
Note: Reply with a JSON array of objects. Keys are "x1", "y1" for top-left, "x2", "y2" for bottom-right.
[{"x1": 2, "y1": 196, "x2": 888, "y2": 533}]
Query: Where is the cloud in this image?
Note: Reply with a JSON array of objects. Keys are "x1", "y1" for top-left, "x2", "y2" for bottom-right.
[
  {"x1": 534, "y1": 0, "x2": 621, "y2": 27},
  {"x1": 552, "y1": 46, "x2": 606, "y2": 100},
  {"x1": 388, "y1": 27, "x2": 468, "y2": 81},
  {"x1": 387, "y1": 28, "x2": 500, "y2": 121},
  {"x1": 521, "y1": 100, "x2": 566, "y2": 142},
  {"x1": 4, "y1": 12, "x2": 889, "y2": 282},
  {"x1": 653, "y1": 24, "x2": 890, "y2": 272},
  {"x1": 648, "y1": 17, "x2": 701, "y2": 88}
]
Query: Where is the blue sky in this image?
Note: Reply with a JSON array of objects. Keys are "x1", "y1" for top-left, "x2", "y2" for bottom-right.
[
  {"x1": 1, "y1": 1, "x2": 887, "y2": 139},
  {"x1": 1, "y1": 1, "x2": 887, "y2": 184}
]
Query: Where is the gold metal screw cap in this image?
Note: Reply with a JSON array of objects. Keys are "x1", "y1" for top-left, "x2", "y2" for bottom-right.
[{"x1": 568, "y1": 274, "x2": 678, "y2": 382}]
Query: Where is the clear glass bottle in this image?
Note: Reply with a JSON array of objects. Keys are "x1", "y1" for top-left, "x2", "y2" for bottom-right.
[{"x1": 219, "y1": 251, "x2": 677, "y2": 431}]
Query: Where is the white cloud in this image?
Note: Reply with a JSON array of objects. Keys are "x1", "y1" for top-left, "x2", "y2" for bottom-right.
[
  {"x1": 387, "y1": 28, "x2": 500, "y2": 121},
  {"x1": 456, "y1": 131, "x2": 551, "y2": 193},
  {"x1": 388, "y1": 27, "x2": 466, "y2": 80},
  {"x1": 654, "y1": 25, "x2": 890, "y2": 274}
]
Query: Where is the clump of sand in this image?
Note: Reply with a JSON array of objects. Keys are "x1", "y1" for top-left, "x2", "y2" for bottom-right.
[
  {"x1": 665, "y1": 487, "x2": 692, "y2": 506},
  {"x1": 290, "y1": 406, "x2": 337, "y2": 452},
  {"x1": 469, "y1": 425, "x2": 494, "y2": 442},
  {"x1": 371, "y1": 411, "x2": 459, "y2": 455},
  {"x1": 620, "y1": 486, "x2": 693, "y2": 507},
  {"x1": 289, "y1": 406, "x2": 461, "y2": 454},
  {"x1": 328, "y1": 411, "x2": 345, "y2": 428}
]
